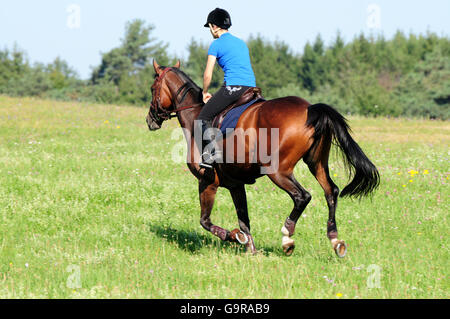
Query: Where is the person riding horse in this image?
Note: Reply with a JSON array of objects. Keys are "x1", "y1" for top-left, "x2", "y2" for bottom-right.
[
  {"x1": 198, "y1": 8, "x2": 257, "y2": 169},
  {"x1": 146, "y1": 10, "x2": 379, "y2": 257}
]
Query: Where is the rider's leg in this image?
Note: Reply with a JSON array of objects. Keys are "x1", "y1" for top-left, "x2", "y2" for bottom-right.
[
  {"x1": 198, "y1": 119, "x2": 218, "y2": 169},
  {"x1": 197, "y1": 85, "x2": 250, "y2": 168}
]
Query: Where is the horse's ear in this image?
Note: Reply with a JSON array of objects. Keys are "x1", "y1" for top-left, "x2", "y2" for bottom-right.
[
  {"x1": 153, "y1": 60, "x2": 161, "y2": 75},
  {"x1": 174, "y1": 60, "x2": 181, "y2": 69}
]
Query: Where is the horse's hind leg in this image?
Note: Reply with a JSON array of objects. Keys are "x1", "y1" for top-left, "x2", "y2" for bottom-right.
[
  {"x1": 268, "y1": 172, "x2": 312, "y2": 256},
  {"x1": 199, "y1": 180, "x2": 232, "y2": 242},
  {"x1": 305, "y1": 155, "x2": 348, "y2": 258},
  {"x1": 229, "y1": 185, "x2": 256, "y2": 254}
]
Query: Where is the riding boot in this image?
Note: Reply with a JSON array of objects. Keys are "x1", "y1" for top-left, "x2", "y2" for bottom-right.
[{"x1": 198, "y1": 120, "x2": 222, "y2": 169}]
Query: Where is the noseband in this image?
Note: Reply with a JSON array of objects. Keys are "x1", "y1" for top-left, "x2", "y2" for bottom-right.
[{"x1": 150, "y1": 67, "x2": 203, "y2": 123}]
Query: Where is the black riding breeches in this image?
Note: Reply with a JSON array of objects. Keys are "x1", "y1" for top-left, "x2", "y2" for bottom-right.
[{"x1": 197, "y1": 84, "x2": 251, "y2": 121}]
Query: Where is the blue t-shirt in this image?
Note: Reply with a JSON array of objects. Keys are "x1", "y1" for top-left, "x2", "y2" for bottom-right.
[{"x1": 208, "y1": 33, "x2": 256, "y2": 87}]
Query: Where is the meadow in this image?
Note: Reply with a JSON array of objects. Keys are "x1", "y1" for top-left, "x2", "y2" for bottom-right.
[{"x1": 0, "y1": 95, "x2": 448, "y2": 298}]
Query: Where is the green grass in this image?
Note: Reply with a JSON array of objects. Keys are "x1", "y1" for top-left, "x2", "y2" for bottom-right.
[{"x1": 0, "y1": 95, "x2": 448, "y2": 299}]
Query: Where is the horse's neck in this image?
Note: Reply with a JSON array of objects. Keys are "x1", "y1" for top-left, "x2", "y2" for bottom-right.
[
  {"x1": 177, "y1": 106, "x2": 201, "y2": 134},
  {"x1": 168, "y1": 78, "x2": 202, "y2": 135}
]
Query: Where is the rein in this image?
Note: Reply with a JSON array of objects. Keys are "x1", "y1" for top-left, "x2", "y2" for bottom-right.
[{"x1": 150, "y1": 67, "x2": 203, "y2": 121}]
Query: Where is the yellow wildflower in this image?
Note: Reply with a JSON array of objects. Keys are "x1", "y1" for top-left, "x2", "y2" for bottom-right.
[{"x1": 408, "y1": 170, "x2": 419, "y2": 177}]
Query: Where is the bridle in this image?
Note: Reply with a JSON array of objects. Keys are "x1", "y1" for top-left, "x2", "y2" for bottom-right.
[{"x1": 149, "y1": 67, "x2": 203, "y2": 123}]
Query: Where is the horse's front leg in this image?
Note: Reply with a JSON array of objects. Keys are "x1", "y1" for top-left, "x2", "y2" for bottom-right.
[
  {"x1": 229, "y1": 185, "x2": 257, "y2": 254},
  {"x1": 199, "y1": 179, "x2": 232, "y2": 242}
]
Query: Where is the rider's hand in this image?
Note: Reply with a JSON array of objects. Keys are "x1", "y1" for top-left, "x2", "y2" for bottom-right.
[{"x1": 203, "y1": 92, "x2": 212, "y2": 104}]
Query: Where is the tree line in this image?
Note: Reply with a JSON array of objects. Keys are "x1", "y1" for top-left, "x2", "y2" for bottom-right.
[{"x1": 0, "y1": 19, "x2": 448, "y2": 119}]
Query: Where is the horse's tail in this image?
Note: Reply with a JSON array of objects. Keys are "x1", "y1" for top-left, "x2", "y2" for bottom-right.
[{"x1": 306, "y1": 103, "x2": 380, "y2": 198}]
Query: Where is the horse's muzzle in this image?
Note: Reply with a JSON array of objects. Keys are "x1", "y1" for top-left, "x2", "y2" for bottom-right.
[{"x1": 146, "y1": 114, "x2": 161, "y2": 131}]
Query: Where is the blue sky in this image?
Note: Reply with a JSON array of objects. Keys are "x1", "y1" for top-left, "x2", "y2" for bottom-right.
[{"x1": 0, "y1": 0, "x2": 448, "y2": 79}]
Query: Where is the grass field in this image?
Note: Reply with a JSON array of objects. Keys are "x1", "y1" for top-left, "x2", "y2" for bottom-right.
[{"x1": 0, "y1": 95, "x2": 448, "y2": 299}]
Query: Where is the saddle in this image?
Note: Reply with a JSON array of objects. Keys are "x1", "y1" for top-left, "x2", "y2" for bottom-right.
[{"x1": 212, "y1": 87, "x2": 263, "y2": 129}]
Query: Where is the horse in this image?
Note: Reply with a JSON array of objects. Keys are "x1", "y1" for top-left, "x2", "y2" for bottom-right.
[{"x1": 146, "y1": 60, "x2": 380, "y2": 257}]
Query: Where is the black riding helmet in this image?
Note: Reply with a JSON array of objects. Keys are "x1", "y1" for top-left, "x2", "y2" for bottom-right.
[{"x1": 204, "y1": 8, "x2": 232, "y2": 30}]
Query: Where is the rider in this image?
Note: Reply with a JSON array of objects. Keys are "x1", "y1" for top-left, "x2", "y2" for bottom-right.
[{"x1": 198, "y1": 8, "x2": 257, "y2": 169}]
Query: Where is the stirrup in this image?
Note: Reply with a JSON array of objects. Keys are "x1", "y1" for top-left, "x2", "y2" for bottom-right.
[
  {"x1": 199, "y1": 162, "x2": 213, "y2": 169},
  {"x1": 200, "y1": 151, "x2": 214, "y2": 169}
]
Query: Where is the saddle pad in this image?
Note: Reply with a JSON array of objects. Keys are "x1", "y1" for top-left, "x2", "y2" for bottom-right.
[{"x1": 219, "y1": 98, "x2": 265, "y2": 136}]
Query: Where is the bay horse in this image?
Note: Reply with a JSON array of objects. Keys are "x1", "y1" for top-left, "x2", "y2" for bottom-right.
[{"x1": 146, "y1": 60, "x2": 379, "y2": 257}]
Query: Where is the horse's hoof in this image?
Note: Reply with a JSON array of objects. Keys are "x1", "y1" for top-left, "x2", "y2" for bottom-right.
[
  {"x1": 334, "y1": 241, "x2": 347, "y2": 258},
  {"x1": 283, "y1": 244, "x2": 295, "y2": 256},
  {"x1": 282, "y1": 237, "x2": 295, "y2": 256},
  {"x1": 236, "y1": 231, "x2": 249, "y2": 245},
  {"x1": 245, "y1": 234, "x2": 257, "y2": 255},
  {"x1": 230, "y1": 229, "x2": 249, "y2": 245}
]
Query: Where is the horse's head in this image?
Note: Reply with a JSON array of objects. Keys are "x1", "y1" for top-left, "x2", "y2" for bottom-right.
[{"x1": 146, "y1": 59, "x2": 181, "y2": 131}]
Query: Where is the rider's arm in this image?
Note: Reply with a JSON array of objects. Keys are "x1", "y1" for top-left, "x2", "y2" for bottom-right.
[{"x1": 203, "y1": 55, "x2": 216, "y2": 95}]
